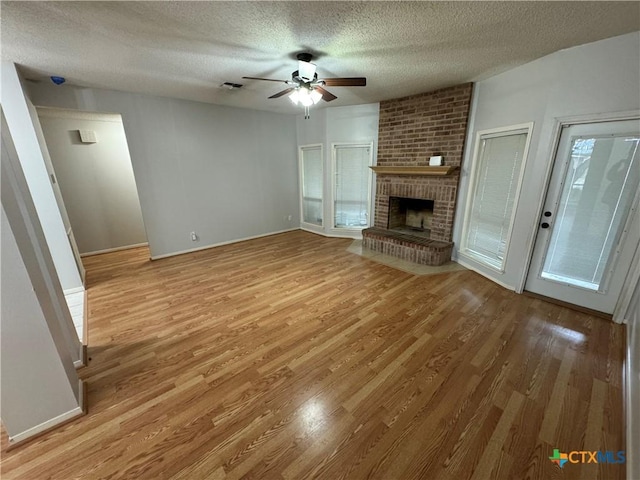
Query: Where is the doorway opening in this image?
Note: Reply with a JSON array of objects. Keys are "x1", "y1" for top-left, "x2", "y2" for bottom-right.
[{"x1": 36, "y1": 107, "x2": 149, "y2": 339}]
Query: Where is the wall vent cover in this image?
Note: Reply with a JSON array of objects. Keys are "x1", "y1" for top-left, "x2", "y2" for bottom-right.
[{"x1": 78, "y1": 130, "x2": 97, "y2": 143}]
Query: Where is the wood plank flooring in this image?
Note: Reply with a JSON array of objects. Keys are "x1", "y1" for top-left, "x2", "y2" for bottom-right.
[{"x1": 0, "y1": 231, "x2": 626, "y2": 479}]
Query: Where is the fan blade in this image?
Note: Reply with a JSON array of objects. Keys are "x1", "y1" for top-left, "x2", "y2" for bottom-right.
[
  {"x1": 268, "y1": 88, "x2": 295, "y2": 99},
  {"x1": 315, "y1": 86, "x2": 337, "y2": 102},
  {"x1": 321, "y1": 77, "x2": 367, "y2": 87},
  {"x1": 242, "y1": 76, "x2": 288, "y2": 83}
]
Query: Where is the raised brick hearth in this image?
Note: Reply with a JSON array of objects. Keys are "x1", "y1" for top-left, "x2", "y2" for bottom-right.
[
  {"x1": 363, "y1": 83, "x2": 473, "y2": 266},
  {"x1": 364, "y1": 227, "x2": 453, "y2": 266}
]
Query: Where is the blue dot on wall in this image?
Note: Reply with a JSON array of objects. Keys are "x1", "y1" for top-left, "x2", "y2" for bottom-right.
[{"x1": 50, "y1": 76, "x2": 66, "y2": 85}]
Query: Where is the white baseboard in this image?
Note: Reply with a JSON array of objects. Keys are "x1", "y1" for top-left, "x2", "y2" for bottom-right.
[
  {"x1": 299, "y1": 225, "x2": 325, "y2": 236},
  {"x1": 82, "y1": 289, "x2": 88, "y2": 346},
  {"x1": 8, "y1": 380, "x2": 85, "y2": 445},
  {"x1": 455, "y1": 257, "x2": 515, "y2": 291},
  {"x1": 74, "y1": 341, "x2": 86, "y2": 368},
  {"x1": 150, "y1": 229, "x2": 300, "y2": 260},
  {"x1": 300, "y1": 226, "x2": 364, "y2": 240},
  {"x1": 63, "y1": 286, "x2": 85, "y2": 296},
  {"x1": 9, "y1": 402, "x2": 82, "y2": 445},
  {"x1": 78, "y1": 379, "x2": 85, "y2": 412},
  {"x1": 80, "y1": 242, "x2": 149, "y2": 257},
  {"x1": 326, "y1": 229, "x2": 364, "y2": 239}
]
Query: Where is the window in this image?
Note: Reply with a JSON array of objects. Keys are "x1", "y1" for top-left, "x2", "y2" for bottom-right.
[
  {"x1": 299, "y1": 145, "x2": 323, "y2": 226},
  {"x1": 540, "y1": 131, "x2": 640, "y2": 290},
  {"x1": 461, "y1": 124, "x2": 532, "y2": 271},
  {"x1": 332, "y1": 143, "x2": 373, "y2": 229}
]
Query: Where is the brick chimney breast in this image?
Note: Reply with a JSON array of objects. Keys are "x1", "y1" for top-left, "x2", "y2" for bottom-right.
[{"x1": 363, "y1": 83, "x2": 473, "y2": 266}]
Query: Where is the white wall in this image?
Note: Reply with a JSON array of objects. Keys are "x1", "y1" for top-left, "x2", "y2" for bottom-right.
[
  {"x1": 1, "y1": 209, "x2": 83, "y2": 441},
  {"x1": 28, "y1": 82, "x2": 299, "y2": 259},
  {"x1": 1, "y1": 110, "x2": 83, "y2": 443},
  {"x1": 1, "y1": 62, "x2": 84, "y2": 291},
  {"x1": 296, "y1": 103, "x2": 380, "y2": 237},
  {"x1": 453, "y1": 32, "x2": 640, "y2": 290},
  {"x1": 1, "y1": 210, "x2": 82, "y2": 442},
  {"x1": 37, "y1": 108, "x2": 147, "y2": 255}
]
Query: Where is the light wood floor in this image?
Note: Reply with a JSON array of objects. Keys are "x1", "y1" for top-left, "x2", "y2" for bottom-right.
[{"x1": 1, "y1": 231, "x2": 625, "y2": 479}]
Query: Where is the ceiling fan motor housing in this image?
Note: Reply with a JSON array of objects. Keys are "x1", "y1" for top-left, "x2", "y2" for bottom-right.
[
  {"x1": 292, "y1": 70, "x2": 318, "y2": 85},
  {"x1": 242, "y1": 52, "x2": 365, "y2": 107},
  {"x1": 296, "y1": 53, "x2": 313, "y2": 63}
]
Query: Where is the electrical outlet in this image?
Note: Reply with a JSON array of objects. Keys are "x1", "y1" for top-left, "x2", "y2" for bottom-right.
[
  {"x1": 287, "y1": 215, "x2": 292, "y2": 221},
  {"x1": 190, "y1": 231, "x2": 198, "y2": 241}
]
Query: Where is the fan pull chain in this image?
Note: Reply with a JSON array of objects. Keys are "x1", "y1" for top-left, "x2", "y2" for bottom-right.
[{"x1": 304, "y1": 105, "x2": 310, "y2": 119}]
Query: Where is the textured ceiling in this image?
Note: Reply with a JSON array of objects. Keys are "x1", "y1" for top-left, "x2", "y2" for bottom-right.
[{"x1": 2, "y1": 1, "x2": 639, "y2": 114}]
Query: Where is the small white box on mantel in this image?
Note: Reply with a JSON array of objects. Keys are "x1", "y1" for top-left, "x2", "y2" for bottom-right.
[{"x1": 429, "y1": 156, "x2": 443, "y2": 166}]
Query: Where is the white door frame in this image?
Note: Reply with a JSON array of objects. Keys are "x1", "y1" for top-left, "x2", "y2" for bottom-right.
[
  {"x1": 459, "y1": 123, "x2": 534, "y2": 274},
  {"x1": 519, "y1": 110, "x2": 640, "y2": 323}
]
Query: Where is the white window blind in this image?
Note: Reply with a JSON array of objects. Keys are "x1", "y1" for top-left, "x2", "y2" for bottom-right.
[
  {"x1": 333, "y1": 144, "x2": 372, "y2": 229},
  {"x1": 541, "y1": 134, "x2": 640, "y2": 290},
  {"x1": 463, "y1": 129, "x2": 529, "y2": 270},
  {"x1": 301, "y1": 145, "x2": 323, "y2": 226}
]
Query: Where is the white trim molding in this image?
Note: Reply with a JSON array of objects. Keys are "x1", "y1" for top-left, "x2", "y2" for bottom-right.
[
  {"x1": 459, "y1": 122, "x2": 534, "y2": 277},
  {"x1": 62, "y1": 286, "x2": 85, "y2": 296},
  {"x1": 302, "y1": 227, "x2": 363, "y2": 240},
  {"x1": 150, "y1": 229, "x2": 299, "y2": 260},
  {"x1": 455, "y1": 256, "x2": 516, "y2": 292},
  {"x1": 298, "y1": 143, "x2": 324, "y2": 231},
  {"x1": 8, "y1": 380, "x2": 85, "y2": 446},
  {"x1": 80, "y1": 242, "x2": 149, "y2": 257},
  {"x1": 36, "y1": 106, "x2": 123, "y2": 123},
  {"x1": 614, "y1": 229, "x2": 640, "y2": 325},
  {"x1": 624, "y1": 279, "x2": 640, "y2": 480},
  {"x1": 8, "y1": 407, "x2": 83, "y2": 444}
]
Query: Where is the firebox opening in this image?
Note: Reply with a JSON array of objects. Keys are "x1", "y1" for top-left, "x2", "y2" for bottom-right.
[{"x1": 388, "y1": 197, "x2": 434, "y2": 238}]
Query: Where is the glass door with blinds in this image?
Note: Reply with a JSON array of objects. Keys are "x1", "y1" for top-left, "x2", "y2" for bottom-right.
[
  {"x1": 460, "y1": 124, "x2": 533, "y2": 272},
  {"x1": 525, "y1": 119, "x2": 640, "y2": 314},
  {"x1": 332, "y1": 143, "x2": 373, "y2": 230},
  {"x1": 299, "y1": 144, "x2": 324, "y2": 228}
]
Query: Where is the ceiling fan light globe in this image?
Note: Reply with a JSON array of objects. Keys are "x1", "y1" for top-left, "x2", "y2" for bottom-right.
[
  {"x1": 300, "y1": 94, "x2": 314, "y2": 107},
  {"x1": 289, "y1": 90, "x2": 300, "y2": 105},
  {"x1": 293, "y1": 88, "x2": 313, "y2": 107},
  {"x1": 310, "y1": 89, "x2": 323, "y2": 104}
]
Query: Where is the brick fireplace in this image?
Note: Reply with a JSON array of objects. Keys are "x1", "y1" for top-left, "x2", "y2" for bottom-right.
[
  {"x1": 388, "y1": 197, "x2": 434, "y2": 237},
  {"x1": 363, "y1": 83, "x2": 473, "y2": 266}
]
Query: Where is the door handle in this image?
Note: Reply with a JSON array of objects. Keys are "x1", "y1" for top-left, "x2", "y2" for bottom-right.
[{"x1": 541, "y1": 222, "x2": 550, "y2": 229}]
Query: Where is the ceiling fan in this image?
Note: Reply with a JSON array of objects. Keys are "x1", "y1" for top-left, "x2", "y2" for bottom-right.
[{"x1": 243, "y1": 53, "x2": 366, "y2": 118}]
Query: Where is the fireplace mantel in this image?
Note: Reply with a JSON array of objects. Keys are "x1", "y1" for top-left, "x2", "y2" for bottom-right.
[{"x1": 370, "y1": 166, "x2": 459, "y2": 176}]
